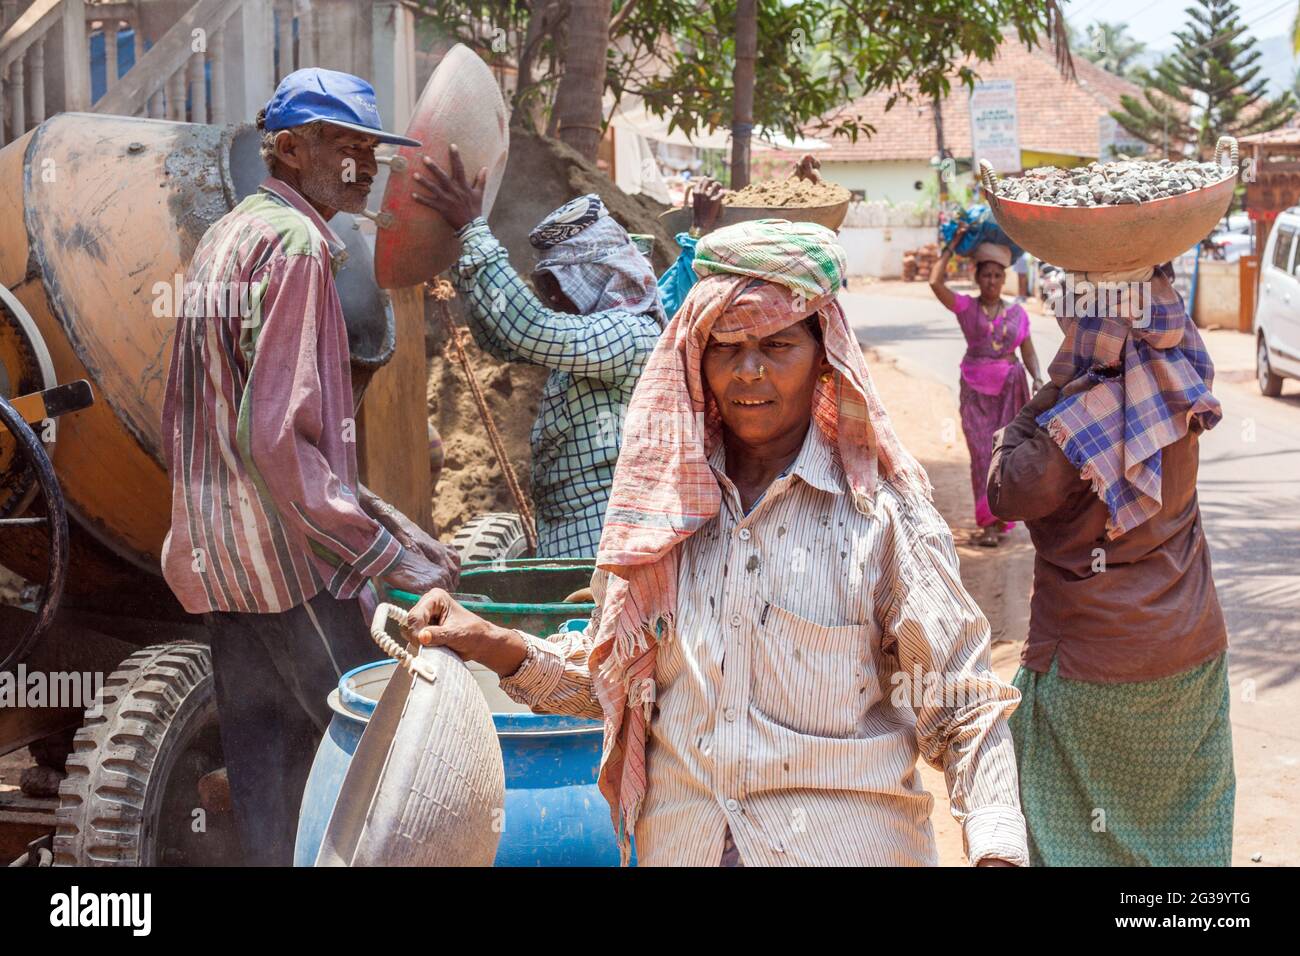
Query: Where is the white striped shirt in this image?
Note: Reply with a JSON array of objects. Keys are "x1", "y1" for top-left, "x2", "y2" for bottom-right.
[{"x1": 500, "y1": 424, "x2": 1028, "y2": 866}]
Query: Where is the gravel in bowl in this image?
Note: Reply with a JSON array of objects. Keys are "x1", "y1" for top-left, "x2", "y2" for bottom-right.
[{"x1": 993, "y1": 158, "x2": 1232, "y2": 207}]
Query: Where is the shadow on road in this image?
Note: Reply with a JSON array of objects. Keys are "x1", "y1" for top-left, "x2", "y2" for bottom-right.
[{"x1": 1199, "y1": 487, "x2": 1300, "y2": 694}]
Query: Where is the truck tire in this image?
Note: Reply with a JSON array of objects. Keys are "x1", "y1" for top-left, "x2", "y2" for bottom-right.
[
  {"x1": 54, "y1": 642, "x2": 237, "y2": 866},
  {"x1": 451, "y1": 511, "x2": 531, "y2": 563}
]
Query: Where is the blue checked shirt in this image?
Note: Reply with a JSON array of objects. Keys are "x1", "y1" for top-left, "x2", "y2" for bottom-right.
[{"x1": 450, "y1": 217, "x2": 663, "y2": 558}]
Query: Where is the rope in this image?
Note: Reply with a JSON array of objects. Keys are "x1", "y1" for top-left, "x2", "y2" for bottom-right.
[{"x1": 427, "y1": 280, "x2": 540, "y2": 555}]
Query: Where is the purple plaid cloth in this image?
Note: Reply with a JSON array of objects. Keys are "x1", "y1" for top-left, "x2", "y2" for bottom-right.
[{"x1": 1037, "y1": 265, "x2": 1221, "y2": 539}]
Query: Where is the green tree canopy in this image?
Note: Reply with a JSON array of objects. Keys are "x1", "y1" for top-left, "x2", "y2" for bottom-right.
[
  {"x1": 1112, "y1": 0, "x2": 1294, "y2": 160},
  {"x1": 1076, "y1": 20, "x2": 1147, "y2": 79},
  {"x1": 414, "y1": 1, "x2": 1073, "y2": 143}
]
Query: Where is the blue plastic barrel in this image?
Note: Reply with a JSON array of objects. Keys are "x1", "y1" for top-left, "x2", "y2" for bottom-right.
[{"x1": 295, "y1": 651, "x2": 622, "y2": 867}]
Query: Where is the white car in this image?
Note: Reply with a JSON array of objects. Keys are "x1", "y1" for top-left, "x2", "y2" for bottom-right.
[
  {"x1": 1254, "y1": 208, "x2": 1300, "y2": 397},
  {"x1": 1209, "y1": 229, "x2": 1251, "y2": 263}
]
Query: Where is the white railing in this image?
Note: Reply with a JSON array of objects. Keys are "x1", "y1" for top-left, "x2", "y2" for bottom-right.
[
  {"x1": 0, "y1": 0, "x2": 90, "y2": 144},
  {"x1": 0, "y1": 0, "x2": 405, "y2": 144},
  {"x1": 0, "y1": 0, "x2": 319, "y2": 144},
  {"x1": 93, "y1": 0, "x2": 322, "y2": 124}
]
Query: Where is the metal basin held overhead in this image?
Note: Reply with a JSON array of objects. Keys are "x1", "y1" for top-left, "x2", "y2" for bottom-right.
[
  {"x1": 983, "y1": 137, "x2": 1240, "y2": 273},
  {"x1": 659, "y1": 199, "x2": 850, "y2": 237},
  {"x1": 373, "y1": 44, "x2": 510, "y2": 288}
]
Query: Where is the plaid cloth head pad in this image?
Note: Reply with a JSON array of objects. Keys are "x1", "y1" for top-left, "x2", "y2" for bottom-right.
[
  {"x1": 586, "y1": 219, "x2": 932, "y2": 862},
  {"x1": 1037, "y1": 263, "x2": 1221, "y2": 539},
  {"x1": 529, "y1": 193, "x2": 665, "y2": 323}
]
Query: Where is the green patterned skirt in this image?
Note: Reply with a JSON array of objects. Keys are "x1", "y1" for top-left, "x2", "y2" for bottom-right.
[{"x1": 1010, "y1": 653, "x2": 1235, "y2": 867}]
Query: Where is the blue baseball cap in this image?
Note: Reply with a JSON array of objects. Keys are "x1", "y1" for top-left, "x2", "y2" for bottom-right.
[{"x1": 263, "y1": 68, "x2": 422, "y2": 147}]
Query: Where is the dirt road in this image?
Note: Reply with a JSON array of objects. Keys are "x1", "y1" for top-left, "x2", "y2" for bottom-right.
[{"x1": 861, "y1": 344, "x2": 1026, "y2": 865}]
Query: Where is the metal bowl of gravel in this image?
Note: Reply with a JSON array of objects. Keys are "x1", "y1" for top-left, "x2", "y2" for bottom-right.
[{"x1": 983, "y1": 136, "x2": 1239, "y2": 273}]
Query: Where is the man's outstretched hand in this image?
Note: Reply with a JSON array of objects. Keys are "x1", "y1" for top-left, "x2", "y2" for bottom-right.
[
  {"x1": 794, "y1": 153, "x2": 822, "y2": 184},
  {"x1": 411, "y1": 143, "x2": 487, "y2": 231},
  {"x1": 382, "y1": 547, "x2": 457, "y2": 597}
]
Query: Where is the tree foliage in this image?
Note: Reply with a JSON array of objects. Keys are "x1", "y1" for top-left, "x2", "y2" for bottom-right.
[
  {"x1": 413, "y1": 1, "x2": 1072, "y2": 143},
  {"x1": 1074, "y1": 20, "x2": 1147, "y2": 79},
  {"x1": 1112, "y1": 0, "x2": 1294, "y2": 160}
]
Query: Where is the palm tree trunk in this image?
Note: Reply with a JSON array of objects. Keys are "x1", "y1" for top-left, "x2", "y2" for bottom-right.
[{"x1": 553, "y1": 0, "x2": 613, "y2": 162}]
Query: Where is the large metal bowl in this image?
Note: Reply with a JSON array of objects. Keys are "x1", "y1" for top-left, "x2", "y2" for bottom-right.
[
  {"x1": 660, "y1": 198, "x2": 850, "y2": 236},
  {"x1": 983, "y1": 139, "x2": 1239, "y2": 273}
]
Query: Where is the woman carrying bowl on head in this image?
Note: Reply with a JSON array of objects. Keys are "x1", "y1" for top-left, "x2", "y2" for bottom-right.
[
  {"x1": 930, "y1": 229, "x2": 1045, "y2": 547},
  {"x1": 986, "y1": 263, "x2": 1233, "y2": 867}
]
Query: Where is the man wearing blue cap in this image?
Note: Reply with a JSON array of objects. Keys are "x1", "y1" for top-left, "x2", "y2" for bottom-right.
[{"x1": 161, "y1": 68, "x2": 460, "y2": 865}]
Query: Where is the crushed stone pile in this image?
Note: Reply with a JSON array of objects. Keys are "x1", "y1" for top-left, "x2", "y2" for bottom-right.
[{"x1": 994, "y1": 159, "x2": 1230, "y2": 207}]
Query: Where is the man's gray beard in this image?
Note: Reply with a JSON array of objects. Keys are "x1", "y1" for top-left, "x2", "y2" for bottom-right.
[{"x1": 300, "y1": 164, "x2": 367, "y2": 214}]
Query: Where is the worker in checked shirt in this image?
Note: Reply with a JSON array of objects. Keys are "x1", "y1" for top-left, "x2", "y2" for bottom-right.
[
  {"x1": 160, "y1": 69, "x2": 460, "y2": 865},
  {"x1": 401, "y1": 220, "x2": 1027, "y2": 867},
  {"x1": 412, "y1": 152, "x2": 665, "y2": 558}
]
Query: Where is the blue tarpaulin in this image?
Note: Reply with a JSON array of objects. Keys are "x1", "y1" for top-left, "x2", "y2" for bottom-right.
[{"x1": 940, "y1": 204, "x2": 1023, "y2": 263}]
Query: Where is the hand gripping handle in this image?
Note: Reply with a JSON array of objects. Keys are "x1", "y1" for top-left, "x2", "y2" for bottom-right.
[{"x1": 370, "y1": 603, "x2": 437, "y2": 683}]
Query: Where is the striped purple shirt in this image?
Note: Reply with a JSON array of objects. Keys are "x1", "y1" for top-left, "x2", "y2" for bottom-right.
[{"x1": 160, "y1": 177, "x2": 401, "y2": 615}]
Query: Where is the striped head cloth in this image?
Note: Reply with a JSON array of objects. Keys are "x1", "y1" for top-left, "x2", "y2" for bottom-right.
[
  {"x1": 585, "y1": 218, "x2": 931, "y2": 862},
  {"x1": 1037, "y1": 263, "x2": 1221, "y2": 538},
  {"x1": 530, "y1": 194, "x2": 664, "y2": 322}
]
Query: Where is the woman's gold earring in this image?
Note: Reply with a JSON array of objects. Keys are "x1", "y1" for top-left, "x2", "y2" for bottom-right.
[{"x1": 820, "y1": 371, "x2": 833, "y2": 383}]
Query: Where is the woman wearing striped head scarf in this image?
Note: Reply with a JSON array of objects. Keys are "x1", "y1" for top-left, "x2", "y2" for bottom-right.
[
  {"x1": 988, "y1": 264, "x2": 1233, "y2": 866},
  {"x1": 406, "y1": 219, "x2": 1028, "y2": 867}
]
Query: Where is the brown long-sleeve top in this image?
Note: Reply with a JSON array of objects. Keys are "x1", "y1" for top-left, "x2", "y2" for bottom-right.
[{"x1": 987, "y1": 384, "x2": 1228, "y2": 683}]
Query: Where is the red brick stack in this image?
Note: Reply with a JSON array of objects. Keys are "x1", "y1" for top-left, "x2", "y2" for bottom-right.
[{"x1": 902, "y1": 243, "x2": 940, "y2": 281}]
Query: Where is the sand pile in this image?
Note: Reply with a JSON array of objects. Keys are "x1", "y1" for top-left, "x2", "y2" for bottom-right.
[
  {"x1": 426, "y1": 299, "x2": 549, "y2": 537},
  {"x1": 428, "y1": 125, "x2": 676, "y2": 538},
  {"x1": 724, "y1": 178, "x2": 850, "y2": 208},
  {"x1": 487, "y1": 124, "x2": 680, "y2": 273}
]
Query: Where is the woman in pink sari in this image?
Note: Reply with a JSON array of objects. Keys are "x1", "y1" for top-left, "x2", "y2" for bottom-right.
[{"x1": 930, "y1": 238, "x2": 1044, "y2": 546}]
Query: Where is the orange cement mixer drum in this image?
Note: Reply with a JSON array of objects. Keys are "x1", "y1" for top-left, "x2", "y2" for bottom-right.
[{"x1": 374, "y1": 45, "x2": 510, "y2": 289}]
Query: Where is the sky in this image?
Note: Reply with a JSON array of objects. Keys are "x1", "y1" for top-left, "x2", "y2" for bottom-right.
[
  {"x1": 1064, "y1": 0, "x2": 1295, "y2": 49},
  {"x1": 1064, "y1": 0, "x2": 1299, "y2": 92}
]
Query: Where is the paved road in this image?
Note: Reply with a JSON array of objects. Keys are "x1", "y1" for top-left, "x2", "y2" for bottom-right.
[{"x1": 842, "y1": 287, "x2": 1300, "y2": 865}]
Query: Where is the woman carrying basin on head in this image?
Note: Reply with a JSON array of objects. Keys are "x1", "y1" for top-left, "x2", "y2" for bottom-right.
[
  {"x1": 987, "y1": 262, "x2": 1233, "y2": 866},
  {"x1": 930, "y1": 229, "x2": 1044, "y2": 547}
]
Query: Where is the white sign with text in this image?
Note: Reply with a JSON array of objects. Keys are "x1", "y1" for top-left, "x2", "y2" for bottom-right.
[{"x1": 970, "y1": 80, "x2": 1021, "y2": 174}]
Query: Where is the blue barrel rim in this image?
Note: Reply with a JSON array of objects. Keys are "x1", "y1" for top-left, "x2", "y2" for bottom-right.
[
  {"x1": 336, "y1": 659, "x2": 602, "y2": 734},
  {"x1": 338, "y1": 659, "x2": 394, "y2": 718}
]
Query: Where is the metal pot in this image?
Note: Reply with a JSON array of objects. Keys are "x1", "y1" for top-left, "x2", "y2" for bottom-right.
[{"x1": 983, "y1": 137, "x2": 1239, "y2": 273}]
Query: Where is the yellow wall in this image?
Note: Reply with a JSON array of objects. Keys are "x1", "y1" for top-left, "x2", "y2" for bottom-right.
[{"x1": 1020, "y1": 149, "x2": 1093, "y2": 170}]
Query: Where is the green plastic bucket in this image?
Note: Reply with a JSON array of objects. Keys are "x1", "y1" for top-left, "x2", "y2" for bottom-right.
[{"x1": 389, "y1": 558, "x2": 596, "y2": 637}]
